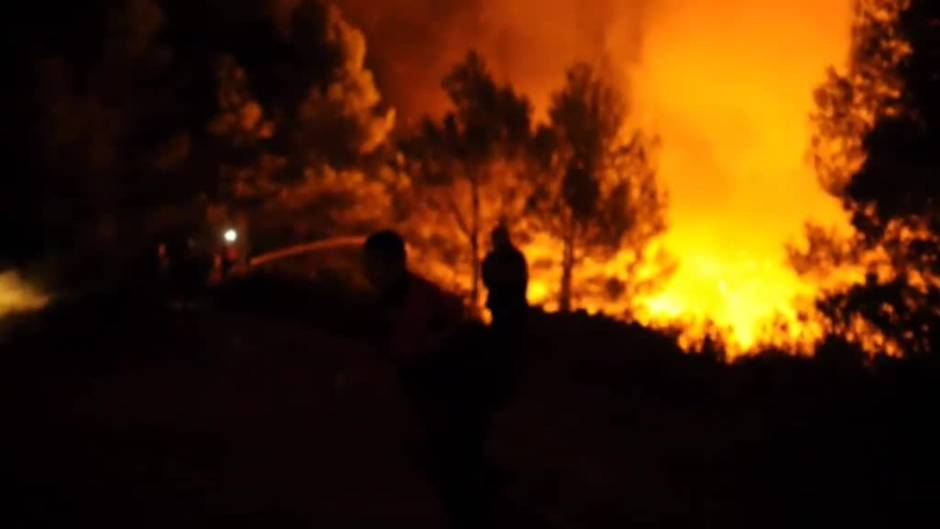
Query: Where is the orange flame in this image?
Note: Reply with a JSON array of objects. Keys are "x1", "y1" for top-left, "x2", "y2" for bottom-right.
[
  {"x1": 623, "y1": 0, "x2": 856, "y2": 353},
  {"x1": 341, "y1": 0, "x2": 862, "y2": 355},
  {"x1": 508, "y1": 0, "x2": 857, "y2": 354}
]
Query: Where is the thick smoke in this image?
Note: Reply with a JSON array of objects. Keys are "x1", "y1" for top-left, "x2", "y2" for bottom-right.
[{"x1": 335, "y1": 0, "x2": 647, "y2": 123}]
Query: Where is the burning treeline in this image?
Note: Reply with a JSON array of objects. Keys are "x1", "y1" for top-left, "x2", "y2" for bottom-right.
[{"x1": 15, "y1": 0, "x2": 939, "y2": 357}]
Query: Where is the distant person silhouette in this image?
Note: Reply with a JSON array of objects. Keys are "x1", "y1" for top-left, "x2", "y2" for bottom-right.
[
  {"x1": 480, "y1": 223, "x2": 529, "y2": 435},
  {"x1": 483, "y1": 224, "x2": 529, "y2": 330}
]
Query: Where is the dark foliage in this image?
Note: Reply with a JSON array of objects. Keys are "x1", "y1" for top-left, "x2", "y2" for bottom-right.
[{"x1": 807, "y1": 0, "x2": 940, "y2": 356}]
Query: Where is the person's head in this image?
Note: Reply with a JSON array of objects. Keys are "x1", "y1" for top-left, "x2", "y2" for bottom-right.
[
  {"x1": 363, "y1": 230, "x2": 407, "y2": 293},
  {"x1": 491, "y1": 224, "x2": 512, "y2": 251}
]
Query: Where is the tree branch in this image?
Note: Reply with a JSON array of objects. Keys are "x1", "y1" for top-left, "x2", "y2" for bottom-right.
[{"x1": 445, "y1": 193, "x2": 472, "y2": 241}]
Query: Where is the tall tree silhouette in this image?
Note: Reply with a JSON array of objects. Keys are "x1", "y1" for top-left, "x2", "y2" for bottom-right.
[
  {"x1": 206, "y1": 1, "x2": 396, "y2": 252},
  {"x1": 528, "y1": 64, "x2": 666, "y2": 312},
  {"x1": 810, "y1": 0, "x2": 908, "y2": 195},
  {"x1": 803, "y1": 0, "x2": 940, "y2": 356},
  {"x1": 402, "y1": 51, "x2": 531, "y2": 304},
  {"x1": 27, "y1": 0, "x2": 396, "y2": 268},
  {"x1": 35, "y1": 0, "x2": 200, "y2": 268}
]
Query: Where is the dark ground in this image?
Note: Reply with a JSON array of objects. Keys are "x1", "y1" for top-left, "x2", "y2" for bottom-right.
[{"x1": 5, "y1": 274, "x2": 940, "y2": 528}]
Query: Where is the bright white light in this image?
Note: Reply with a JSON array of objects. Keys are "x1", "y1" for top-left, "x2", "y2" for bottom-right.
[{"x1": 224, "y1": 229, "x2": 238, "y2": 244}]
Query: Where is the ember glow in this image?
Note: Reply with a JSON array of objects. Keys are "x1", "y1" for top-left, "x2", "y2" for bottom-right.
[
  {"x1": 339, "y1": 0, "x2": 863, "y2": 353},
  {"x1": 0, "y1": 271, "x2": 48, "y2": 319}
]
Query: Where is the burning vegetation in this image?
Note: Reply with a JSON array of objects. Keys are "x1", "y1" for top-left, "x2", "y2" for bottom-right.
[{"x1": 6, "y1": 0, "x2": 939, "y2": 357}]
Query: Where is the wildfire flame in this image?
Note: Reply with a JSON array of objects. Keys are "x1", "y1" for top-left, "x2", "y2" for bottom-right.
[
  {"x1": 342, "y1": 1, "x2": 865, "y2": 354},
  {"x1": 624, "y1": 0, "x2": 857, "y2": 353}
]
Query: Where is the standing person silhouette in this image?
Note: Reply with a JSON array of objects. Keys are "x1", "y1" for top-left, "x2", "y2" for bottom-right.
[
  {"x1": 481, "y1": 223, "x2": 529, "y2": 418},
  {"x1": 478, "y1": 224, "x2": 531, "y2": 519},
  {"x1": 362, "y1": 230, "x2": 494, "y2": 527},
  {"x1": 482, "y1": 224, "x2": 529, "y2": 331}
]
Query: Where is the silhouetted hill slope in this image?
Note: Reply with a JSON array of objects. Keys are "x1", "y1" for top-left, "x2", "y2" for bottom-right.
[{"x1": 5, "y1": 277, "x2": 940, "y2": 528}]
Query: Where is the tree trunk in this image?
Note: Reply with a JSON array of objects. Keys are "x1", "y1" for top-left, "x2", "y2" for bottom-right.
[
  {"x1": 559, "y1": 227, "x2": 576, "y2": 312},
  {"x1": 470, "y1": 175, "x2": 481, "y2": 306}
]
